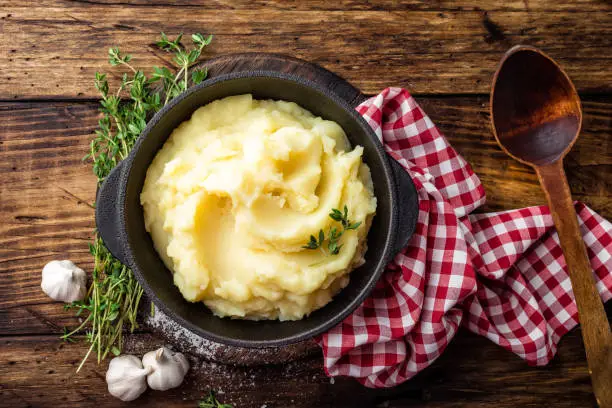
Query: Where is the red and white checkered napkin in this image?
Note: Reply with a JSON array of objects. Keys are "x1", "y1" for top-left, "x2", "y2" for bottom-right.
[{"x1": 318, "y1": 88, "x2": 612, "y2": 388}]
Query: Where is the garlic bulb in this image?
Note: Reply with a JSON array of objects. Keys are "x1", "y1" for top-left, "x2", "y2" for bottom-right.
[
  {"x1": 142, "y1": 347, "x2": 189, "y2": 391},
  {"x1": 41, "y1": 260, "x2": 87, "y2": 303},
  {"x1": 106, "y1": 355, "x2": 152, "y2": 401}
]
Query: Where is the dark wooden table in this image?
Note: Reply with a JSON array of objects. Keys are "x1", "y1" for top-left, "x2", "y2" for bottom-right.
[{"x1": 1, "y1": 1, "x2": 611, "y2": 407}]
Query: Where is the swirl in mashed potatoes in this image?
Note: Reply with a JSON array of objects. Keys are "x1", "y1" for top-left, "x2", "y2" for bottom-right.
[{"x1": 140, "y1": 94, "x2": 376, "y2": 320}]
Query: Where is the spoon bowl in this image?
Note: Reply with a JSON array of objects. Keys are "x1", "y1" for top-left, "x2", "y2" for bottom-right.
[
  {"x1": 491, "y1": 45, "x2": 582, "y2": 165},
  {"x1": 491, "y1": 45, "x2": 612, "y2": 407}
]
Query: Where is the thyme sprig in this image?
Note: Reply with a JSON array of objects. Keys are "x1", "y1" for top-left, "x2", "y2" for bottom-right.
[
  {"x1": 62, "y1": 239, "x2": 143, "y2": 372},
  {"x1": 198, "y1": 391, "x2": 233, "y2": 408},
  {"x1": 303, "y1": 205, "x2": 362, "y2": 256},
  {"x1": 62, "y1": 32, "x2": 212, "y2": 371},
  {"x1": 155, "y1": 32, "x2": 212, "y2": 104}
]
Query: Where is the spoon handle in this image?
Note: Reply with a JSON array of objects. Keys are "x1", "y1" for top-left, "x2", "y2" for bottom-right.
[{"x1": 536, "y1": 160, "x2": 612, "y2": 408}]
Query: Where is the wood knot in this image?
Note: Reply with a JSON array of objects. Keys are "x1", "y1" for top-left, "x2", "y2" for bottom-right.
[{"x1": 482, "y1": 12, "x2": 507, "y2": 44}]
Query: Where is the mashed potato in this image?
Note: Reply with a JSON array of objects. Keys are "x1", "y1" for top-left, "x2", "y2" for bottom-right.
[{"x1": 140, "y1": 94, "x2": 376, "y2": 320}]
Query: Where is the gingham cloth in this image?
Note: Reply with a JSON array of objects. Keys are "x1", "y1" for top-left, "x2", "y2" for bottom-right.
[{"x1": 318, "y1": 88, "x2": 612, "y2": 388}]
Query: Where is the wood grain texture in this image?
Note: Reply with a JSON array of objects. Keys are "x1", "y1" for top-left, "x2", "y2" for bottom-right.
[
  {"x1": 1, "y1": 96, "x2": 610, "y2": 334},
  {"x1": 18, "y1": 0, "x2": 610, "y2": 12},
  {"x1": 1, "y1": 2, "x2": 611, "y2": 98},
  {"x1": 0, "y1": 327, "x2": 605, "y2": 408}
]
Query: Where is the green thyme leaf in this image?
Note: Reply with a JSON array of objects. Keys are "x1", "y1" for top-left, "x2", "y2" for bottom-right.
[
  {"x1": 346, "y1": 221, "x2": 362, "y2": 230},
  {"x1": 192, "y1": 33, "x2": 213, "y2": 47},
  {"x1": 156, "y1": 32, "x2": 183, "y2": 52},
  {"x1": 329, "y1": 208, "x2": 343, "y2": 222},
  {"x1": 198, "y1": 391, "x2": 233, "y2": 408},
  {"x1": 192, "y1": 68, "x2": 208, "y2": 85},
  {"x1": 318, "y1": 229, "x2": 325, "y2": 246},
  {"x1": 302, "y1": 234, "x2": 319, "y2": 250}
]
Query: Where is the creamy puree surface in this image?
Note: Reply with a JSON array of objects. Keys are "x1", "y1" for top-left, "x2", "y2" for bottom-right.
[{"x1": 141, "y1": 94, "x2": 377, "y2": 320}]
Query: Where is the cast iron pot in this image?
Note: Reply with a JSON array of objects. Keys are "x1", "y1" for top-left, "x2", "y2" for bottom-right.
[{"x1": 96, "y1": 71, "x2": 418, "y2": 348}]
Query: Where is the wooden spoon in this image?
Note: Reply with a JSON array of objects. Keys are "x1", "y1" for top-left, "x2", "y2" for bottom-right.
[{"x1": 490, "y1": 45, "x2": 612, "y2": 407}]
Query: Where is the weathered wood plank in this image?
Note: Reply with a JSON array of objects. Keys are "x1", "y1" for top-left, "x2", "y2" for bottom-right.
[
  {"x1": 1, "y1": 4, "x2": 611, "y2": 98},
  {"x1": 0, "y1": 96, "x2": 610, "y2": 334},
  {"x1": 15, "y1": 0, "x2": 609, "y2": 12},
  {"x1": 0, "y1": 327, "x2": 603, "y2": 407},
  {"x1": 0, "y1": 102, "x2": 98, "y2": 333}
]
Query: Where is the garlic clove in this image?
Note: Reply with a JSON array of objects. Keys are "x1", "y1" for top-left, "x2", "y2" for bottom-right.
[
  {"x1": 106, "y1": 355, "x2": 151, "y2": 401},
  {"x1": 142, "y1": 346, "x2": 190, "y2": 391},
  {"x1": 41, "y1": 260, "x2": 87, "y2": 303}
]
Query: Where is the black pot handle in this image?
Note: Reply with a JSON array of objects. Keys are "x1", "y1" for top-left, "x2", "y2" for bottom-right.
[
  {"x1": 388, "y1": 156, "x2": 419, "y2": 257},
  {"x1": 95, "y1": 161, "x2": 129, "y2": 265}
]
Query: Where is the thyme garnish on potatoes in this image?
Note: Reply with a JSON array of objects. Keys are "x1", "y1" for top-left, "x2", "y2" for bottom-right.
[
  {"x1": 61, "y1": 33, "x2": 212, "y2": 371},
  {"x1": 303, "y1": 205, "x2": 362, "y2": 256}
]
